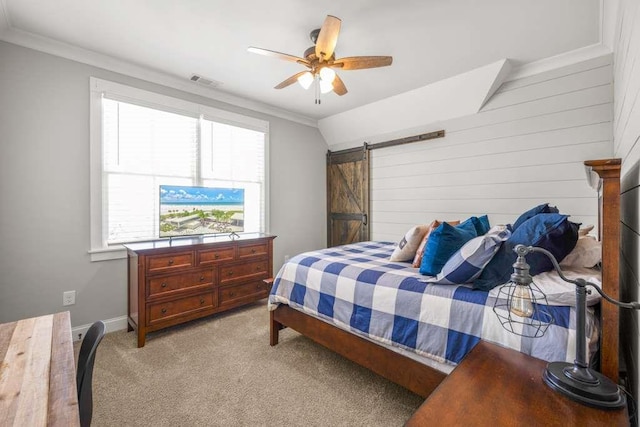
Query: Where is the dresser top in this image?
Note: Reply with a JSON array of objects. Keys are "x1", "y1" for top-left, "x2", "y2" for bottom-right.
[{"x1": 123, "y1": 232, "x2": 275, "y2": 252}]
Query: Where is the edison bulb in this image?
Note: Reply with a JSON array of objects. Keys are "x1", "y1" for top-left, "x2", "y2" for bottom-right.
[{"x1": 510, "y1": 284, "x2": 534, "y2": 318}]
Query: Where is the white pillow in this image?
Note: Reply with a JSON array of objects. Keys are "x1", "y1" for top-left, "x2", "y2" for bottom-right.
[
  {"x1": 488, "y1": 267, "x2": 602, "y2": 306},
  {"x1": 560, "y1": 236, "x2": 601, "y2": 268},
  {"x1": 389, "y1": 225, "x2": 430, "y2": 262}
]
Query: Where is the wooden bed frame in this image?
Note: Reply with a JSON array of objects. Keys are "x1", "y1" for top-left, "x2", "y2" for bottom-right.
[{"x1": 269, "y1": 158, "x2": 622, "y2": 398}]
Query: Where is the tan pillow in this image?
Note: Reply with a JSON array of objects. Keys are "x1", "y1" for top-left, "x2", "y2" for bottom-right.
[
  {"x1": 560, "y1": 236, "x2": 601, "y2": 268},
  {"x1": 390, "y1": 225, "x2": 431, "y2": 262},
  {"x1": 579, "y1": 224, "x2": 595, "y2": 237},
  {"x1": 412, "y1": 220, "x2": 460, "y2": 267}
]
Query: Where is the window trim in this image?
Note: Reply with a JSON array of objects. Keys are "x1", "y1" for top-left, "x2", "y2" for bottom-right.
[{"x1": 89, "y1": 77, "x2": 270, "y2": 262}]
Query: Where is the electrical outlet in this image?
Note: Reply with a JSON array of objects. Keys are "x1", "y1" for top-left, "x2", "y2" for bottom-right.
[{"x1": 63, "y1": 290, "x2": 76, "y2": 306}]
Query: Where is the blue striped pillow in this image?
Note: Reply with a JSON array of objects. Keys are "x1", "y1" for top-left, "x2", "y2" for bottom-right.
[{"x1": 424, "y1": 225, "x2": 511, "y2": 285}]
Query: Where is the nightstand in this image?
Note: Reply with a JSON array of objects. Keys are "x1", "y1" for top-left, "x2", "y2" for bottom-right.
[{"x1": 406, "y1": 341, "x2": 628, "y2": 426}]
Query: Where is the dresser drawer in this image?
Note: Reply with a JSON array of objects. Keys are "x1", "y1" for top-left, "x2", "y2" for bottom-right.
[
  {"x1": 219, "y1": 281, "x2": 270, "y2": 306},
  {"x1": 147, "y1": 252, "x2": 194, "y2": 274},
  {"x1": 198, "y1": 246, "x2": 236, "y2": 265},
  {"x1": 148, "y1": 269, "x2": 214, "y2": 298},
  {"x1": 148, "y1": 292, "x2": 215, "y2": 325},
  {"x1": 238, "y1": 242, "x2": 268, "y2": 259},
  {"x1": 219, "y1": 260, "x2": 268, "y2": 285}
]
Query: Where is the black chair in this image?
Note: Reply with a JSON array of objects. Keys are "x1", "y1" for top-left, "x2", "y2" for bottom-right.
[{"x1": 77, "y1": 321, "x2": 106, "y2": 427}]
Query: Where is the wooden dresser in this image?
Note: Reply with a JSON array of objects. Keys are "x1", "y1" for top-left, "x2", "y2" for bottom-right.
[{"x1": 125, "y1": 233, "x2": 276, "y2": 347}]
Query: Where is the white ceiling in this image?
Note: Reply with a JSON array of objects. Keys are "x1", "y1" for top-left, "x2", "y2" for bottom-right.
[{"x1": 1, "y1": 0, "x2": 601, "y2": 121}]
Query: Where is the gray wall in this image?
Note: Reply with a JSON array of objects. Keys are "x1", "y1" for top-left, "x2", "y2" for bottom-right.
[
  {"x1": 370, "y1": 55, "x2": 613, "y2": 242},
  {"x1": 613, "y1": 0, "x2": 640, "y2": 407},
  {"x1": 0, "y1": 41, "x2": 328, "y2": 327}
]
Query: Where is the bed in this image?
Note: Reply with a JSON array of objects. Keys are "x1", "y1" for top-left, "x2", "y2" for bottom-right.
[{"x1": 268, "y1": 158, "x2": 621, "y2": 398}]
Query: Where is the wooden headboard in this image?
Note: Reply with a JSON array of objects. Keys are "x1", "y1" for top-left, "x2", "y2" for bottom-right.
[{"x1": 584, "y1": 158, "x2": 621, "y2": 382}]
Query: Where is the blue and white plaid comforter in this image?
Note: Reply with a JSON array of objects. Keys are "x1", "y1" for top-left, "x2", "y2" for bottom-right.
[{"x1": 268, "y1": 241, "x2": 597, "y2": 367}]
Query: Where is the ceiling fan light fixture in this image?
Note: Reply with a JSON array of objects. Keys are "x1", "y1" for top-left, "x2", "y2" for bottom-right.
[
  {"x1": 248, "y1": 15, "x2": 391, "y2": 102},
  {"x1": 319, "y1": 67, "x2": 336, "y2": 83},
  {"x1": 319, "y1": 78, "x2": 334, "y2": 94},
  {"x1": 297, "y1": 71, "x2": 314, "y2": 89}
]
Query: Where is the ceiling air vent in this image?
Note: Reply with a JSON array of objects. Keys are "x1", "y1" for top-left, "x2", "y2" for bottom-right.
[{"x1": 189, "y1": 74, "x2": 222, "y2": 88}]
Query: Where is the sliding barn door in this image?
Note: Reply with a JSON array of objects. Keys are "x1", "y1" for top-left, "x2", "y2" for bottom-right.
[{"x1": 327, "y1": 146, "x2": 370, "y2": 247}]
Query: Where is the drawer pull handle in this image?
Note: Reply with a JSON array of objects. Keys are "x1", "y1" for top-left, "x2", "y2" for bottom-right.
[
  {"x1": 251, "y1": 248, "x2": 256, "y2": 254},
  {"x1": 200, "y1": 298, "x2": 205, "y2": 304},
  {"x1": 199, "y1": 275, "x2": 205, "y2": 281},
  {"x1": 228, "y1": 271, "x2": 233, "y2": 276},
  {"x1": 168, "y1": 259, "x2": 174, "y2": 265},
  {"x1": 256, "y1": 267, "x2": 260, "y2": 271},
  {"x1": 229, "y1": 291, "x2": 235, "y2": 297},
  {"x1": 161, "y1": 308, "x2": 167, "y2": 314},
  {"x1": 214, "y1": 254, "x2": 220, "y2": 259},
  {"x1": 161, "y1": 282, "x2": 167, "y2": 288}
]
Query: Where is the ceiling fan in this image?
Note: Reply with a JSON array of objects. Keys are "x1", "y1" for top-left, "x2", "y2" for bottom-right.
[{"x1": 248, "y1": 15, "x2": 393, "y2": 103}]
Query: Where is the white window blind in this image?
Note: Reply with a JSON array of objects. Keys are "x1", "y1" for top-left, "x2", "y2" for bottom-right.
[
  {"x1": 98, "y1": 91, "x2": 267, "y2": 246},
  {"x1": 200, "y1": 119, "x2": 266, "y2": 233}
]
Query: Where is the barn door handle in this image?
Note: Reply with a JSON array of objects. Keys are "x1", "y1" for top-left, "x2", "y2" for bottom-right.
[{"x1": 362, "y1": 213, "x2": 368, "y2": 226}]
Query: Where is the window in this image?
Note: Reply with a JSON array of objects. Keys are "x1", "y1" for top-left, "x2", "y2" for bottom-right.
[{"x1": 89, "y1": 78, "x2": 269, "y2": 260}]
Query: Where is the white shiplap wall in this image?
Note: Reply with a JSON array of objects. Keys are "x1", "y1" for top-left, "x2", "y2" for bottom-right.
[
  {"x1": 613, "y1": 0, "x2": 640, "y2": 407},
  {"x1": 370, "y1": 55, "x2": 613, "y2": 243}
]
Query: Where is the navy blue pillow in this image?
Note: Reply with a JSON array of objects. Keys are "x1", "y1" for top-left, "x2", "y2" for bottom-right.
[
  {"x1": 473, "y1": 214, "x2": 579, "y2": 291},
  {"x1": 420, "y1": 220, "x2": 477, "y2": 276},
  {"x1": 512, "y1": 204, "x2": 559, "y2": 231},
  {"x1": 459, "y1": 216, "x2": 490, "y2": 236},
  {"x1": 473, "y1": 215, "x2": 491, "y2": 235}
]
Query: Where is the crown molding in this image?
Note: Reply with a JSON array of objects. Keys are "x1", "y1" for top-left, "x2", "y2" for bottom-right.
[
  {"x1": 0, "y1": 22, "x2": 317, "y2": 128},
  {"x1": 506, "y1": 43, "x2": 612, "y2": 82}
]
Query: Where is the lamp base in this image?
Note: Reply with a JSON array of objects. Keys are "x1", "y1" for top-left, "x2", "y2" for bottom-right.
[{"x1": 543, "y1": 362, "x2": 626, "y2": 409}]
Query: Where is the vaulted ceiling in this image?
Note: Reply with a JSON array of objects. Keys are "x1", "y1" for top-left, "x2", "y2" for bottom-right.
[{"x1": 0, "y1": 0, "x2": 601, "y2": 121}]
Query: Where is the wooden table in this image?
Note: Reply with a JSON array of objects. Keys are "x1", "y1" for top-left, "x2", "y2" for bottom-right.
[
  {"x1": 0, "y1": 312, "x2": 80, "y2": 426},
  {"x1": 406, "y1": 341, "x2": 629, "y2": 426}
]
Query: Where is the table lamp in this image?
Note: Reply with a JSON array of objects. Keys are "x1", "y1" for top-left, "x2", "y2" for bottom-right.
[{"x1": 493, "y1": 244, "x2": 640, "y2": 409}]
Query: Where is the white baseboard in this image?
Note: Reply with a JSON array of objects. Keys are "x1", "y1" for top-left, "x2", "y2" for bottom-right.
[{"x1": 72, "y1": 315, "x2": 128, "y2": 342}]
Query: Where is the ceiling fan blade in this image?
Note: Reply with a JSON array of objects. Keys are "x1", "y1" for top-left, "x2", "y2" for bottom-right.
[
  {"x1": 275, "y1": 71, "x2": 310, "y2": 89},
  {"x1": 248, "y1": 47, "x2": 310, "y2": 67},
  {"x1": 332, "y1": 74, "x2": 348, "y2": 96},
  {"x1": 331, "y1": 56, "x2": 393, "y2": 70},
  {"x1": 315, "y1": 15, "x2": 341, "y2": 62}
]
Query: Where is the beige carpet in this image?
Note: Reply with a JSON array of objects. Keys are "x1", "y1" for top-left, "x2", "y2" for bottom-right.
[{"x1": 87, "y1": 302, "x2": 424, "y2": 426}]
